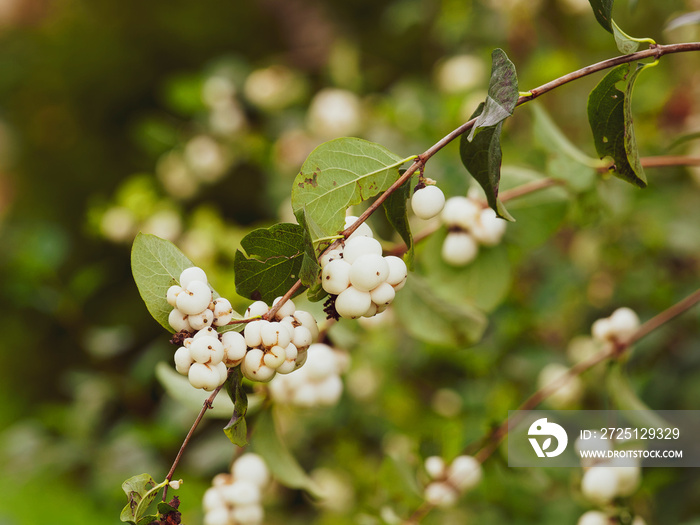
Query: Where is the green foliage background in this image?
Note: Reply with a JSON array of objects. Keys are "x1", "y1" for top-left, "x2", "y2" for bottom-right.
[{"x1": 0, "y1": 0, "x2": 698, "y2": 523}]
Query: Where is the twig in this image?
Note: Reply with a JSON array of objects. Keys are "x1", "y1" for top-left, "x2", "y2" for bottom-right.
[
  {"x1": 403, "y1": 286, "x2": 700, "y2": 523},
  {"x1": 597, "y1": 156, "x2": 700, "y2": 173},
  {"x1": 162, "y1": 384, "x2": 224, "y2": 501}
]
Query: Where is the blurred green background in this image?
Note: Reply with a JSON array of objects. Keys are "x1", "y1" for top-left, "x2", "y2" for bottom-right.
[{"x1": 0, "y1": 0, "x2": 699, "y2": 523}]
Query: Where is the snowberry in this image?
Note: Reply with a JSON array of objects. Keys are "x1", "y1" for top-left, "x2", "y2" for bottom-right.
[
  {"x1": 608, "y1": 307, "x2": 640, "y2": 342},
  {"x1": 232, "y1": 453, "x2": 270, "y2": 488},
  {"x1": 167, "y1": 285, "x2": 183, "y2": 308},
  {"x1": 447, "y1": 455, "x2": 482, "y2": 491},
  {"x1": 188, "y1": 308, "x2": 214, "y2": 331},
  {"x1": 244, "y1": 320, "x2": 267, "y2": 347},
  {"x1": 591, "y1": 317, "x2": 613, "y2": 341},
  {"x1": 272, "y1": 296, "x2": 295, "y2": 319},
  {"x1": 342, "y1": 236, "x2": 383, "y2": 264},
  {"x1": 581, "y1": 466, "x2": 619, "y2": 504},
  {"x1": 261, "y1": 322, "x2": 291, "y2": 349},
  {"x1": 220, "y1": 479, "x2": 261, "y2": 506},
  {"x1": 189, "y1": 335, "x2": 225, "y2": 365},
  {"x1": 384, "y1": 255, "x2": 408, "y2": 286},
  {"x1": 424, "y1": 456, "x2": 447, "y2": 479},
  {"x1": 537, "y1": 363, "x2": 583, "y2": 408},
  {"x1": 193, "y1": 326, "x2": 218, "y2": 339},
  {"x1": 304, "y1": 344, "x2": 338, "y2": 380},
  {"x1": 412, "y1": 185, "x2": 446, "y2": 220},
  {"x1": 320, "y1": 248, "x2": 343, "y2": 268},
  {"x1": 291, "y1": 325, "x2": 313, "y2": 349},
  {"x1": 442, "y1": 231, "x2": 479, "y2": 266},
  {"x1": 472, "y1": 207, "x2": 507, "y2": 246},
  {"x1": 349, "y1": 254, "x2": 389, "y2": 292},
  {"x1": 169, "y1": 308, "x2": 192, "y2": 332},
  {"x1": 335, "y1": 286, "x2": 372, "y2": 319},
  {"x1": 369, "y1": 282, "x2": 396, "y2": 306},
  {"x1": 180, "y1": 266, "x2": 208, "y2": 288},
  {"x1": 245, "y1": 300, "x2": 269, "y2": 319},
  {"x1": 222, "y1": 331, "x2": 247, "y2": 366},
  {"x1": 292, "y1": 310, "x2": 319, "y2": 341},
  {"x1": 212, "y1": 298, "x2": 233, "y2": 326},
  {"x1": 441, "y1": 196, "x2": 480, "y2": 230},
  {"x1": 230, "y1": 503, "x2": 264, "y2": 525},
  {"x1": 344, "y1": 215, "x2": 373, "y2": 240},
  {"x1": 263, "y1": 345, "x2": 287, "y2": 368},
  {"x1": 424, "y1": 481, "x2": 458, "y2": 508},
  {"x1": 242, "y1": 348, "x2": 276, "y2": 382},
  {"x1": 202, "y1": 487, "x2": 226, "y2": 512},
  {"x1": 203, "y1": 507, "x2": 229, "y2": 525},
  {"x1": 315, "y1": 375, "x2": 343, "y2": 405},
  {"x1": 577, "y1": 511, "x2": 610, "y2": 525},
  {"x1": 322, "y1": 258, "x2": 352, "y2": 295},
  {"x1": 608, "y1": 456, "x2": 641, "y2": 496},
  {"x1": 188, "y1": 363, "x2": 222, "y2": 391},
  {"x1": 176, "y1": 280, "x2": 213, "y2": 315},
  {"x1": 174, "y1": 346, "x2": 193, "y2": 375}
]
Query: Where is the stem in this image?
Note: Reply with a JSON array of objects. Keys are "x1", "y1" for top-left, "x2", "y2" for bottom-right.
[
  {"x1": 402, "y1": 286, "x2": 700, "y2": 524},
  {"x1": 598, "y1": 155, "x2": 700, "y2": 172},
  {"x1": 265, "y1": 279, "x2": 303, "y2": 320},
  {"x1": 499, "y1": 178, "x2": 563, "y2": 203},
  {"x1": 162, "y1": 384, "x2": 224, "y2": 501}
]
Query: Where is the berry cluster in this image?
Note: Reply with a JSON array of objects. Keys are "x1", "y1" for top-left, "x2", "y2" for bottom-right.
[
  {"x1": 167, "y1": 267, "x2": 319, "y2": 389},
  {"x1": 422, "y1": 455, "x2": 482, "y2": 508},
  {"x1": 168, "y1": 267, "x2": 233, "y2": 332},
  {"x1": 591, "y1": 307, "x2": 641, "y2": 349},
  {"x1": 411, "y1": 183, "x2": 446, "y2": 220},
  {"x1": 440, "y1": 194, "x2": 507, "y2": 266},
  {"x1": 239, "y1": 298, "x2": 319, "y2": 382},
  {"x1": 202, "y1": 453, "x2": 270, "y2": 525},
  {"x1": 268, "y1": 343, "x2": 349, "y2": 407},
  {"x1": 321, "y1": 216, "x2": 408, "y2": 319}
]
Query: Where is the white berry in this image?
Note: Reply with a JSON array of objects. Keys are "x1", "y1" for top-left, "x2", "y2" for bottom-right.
[
  {"x1": 220, "y1": 479, "x2": 261, "y2": 506},
  {"x1": 335, "y1": 286, "x2": 372, "y2": 319},
  {"x1": 292, "y1": 310, "x2": 319, "y2": 341},
  {"x1": 581, "y1": 466, "x2": 619, "y2": 504},
  {"x1": 188, "y1": 363, "x2": 221, "y2": 390},
  {"x1": 180, "y1": 266, "x2": 208, "y2": 288},
  {"x1": 472, "y1": 207, "x2": 507, "y2": 246},
  {"x1": 577, "y1": 511, "x2": 610, "y2": 525},
  {"x1": 447, "y1": 455, "x2": 482, "y2": 491},
  {"x1": 244, "y1": 320, "x2": 267, "y2": 348},
  {"x1": 424, "y1": 481, "x2": 458, "y2": 508},
  {"x1": 384, "y1": 255, "x2": 408, "y2": 287},
  {"x1": 263, "y1": 345, "x2": 287, "y2": 368},
  {"x1": 203, "y1": 508, "x2": 229, "y2": 525},
  {"x1": 320, "y1": 248, "x2": 343, "y2": 268},
  {"x1": 167, "y1": 285, "x2": 183, "y2": 308},
  {"x1": 202, "y1": 487, "x2": 226, "y2": 512},
  {"x1": 212, "y1": 298, "x2": 233, "y2": 326},
  {"x1": 370, "y1": 282, "x2": 396, "y2": 306},
  {"x1": 349, "y1": 253, "x2": 389, "y2": 292},
  {"x1": 174, "y1": 346, "x2": 193, "y2": 375},
  {"x1": 608, "y1": 307, "x2": 640, "y2": 342},
  {"x1": 441, "y1": 196, "x2": 480, "y2": 230},
  {"x1": 342, "y1": 236, "x2": 383, "y2": 264},
  {"x1": 230, "y1": 503, "x2": 264, "y2": 525},
  {"x1": 188, "y1": 308, "x2": 214, "y2": 331},
  {"x1": 442, "y1": 231, "x2": 479, "y2": 266},
  {"x1": 189, "y1": 335, "x2": 225, "y2": 365},
  {"x1": 232, "y1": 453, "x2": 270, "y2": 487},
  {"x1": 424, "y1": 456, "x2": 446, "y2": 479},
  {"x1": 245, "y1": 300, "x2": 269, "y2": 319},
  {"x1": 169, "y1": 308, "x2": 192, "y2": 332},
  {"x1": 176, "y1": 280, "x2": 212, "y2": 315},
  {"x1": 411, "y1": 185, "x2": 446, "y2": 220},
  {"x1": 292, "y1": 325, "x2": 313, "y2": 349},
  {"x1": 322, "y1": 258, "x2": 352, "y2": 295},
  {"x1": 344, "y1": 215, "x2": 373, "y2": 240},
  {"x1": 222, "y1": 331, "x2": 247, "y2": 365},
  {"x1": 272, "y1": 296, "x2": 296, "y2": 319}
]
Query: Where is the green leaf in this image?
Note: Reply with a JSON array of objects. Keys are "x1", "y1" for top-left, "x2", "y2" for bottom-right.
[
  {"x1": 467, "y1": 49, "x2": 519, "y2": 141},
  {"x1": 382, "y1": 174, "x2": 414, "y2": 268},
  {"x1": 254, "y1": 408, "x2": 321, "y2": 496},
  {"x1": 419, "y1": 234, "x2": 511, "y2": 313},
  {"x1": 223, "y1": 367, "x2": 248, "y2": 447},
  {"x1": 120, "y1": 473, "x2": 166, "y2": 524},
  {"x1": 587, "y1": 62, "x2": 652, "y2": 188},
  {"x1": 155, "y1": 362, "x2": 235, "y2": 418},
  {"x1": 612, "y1": 20, "x2": 640, "y2": 54},
  {"x1": 131, "y1": 232, "x2": 198, "y2": 333},
  {"x1": 157, "y1": 501, "x2": 179, "y2": 515},
  {"x1": 392, "y1": 273, "x2": 487, "y2": 347},
  {"x1": 306, "y1": 281, "x2": 329, "y2": 303},
  {"x1": 588, "y1": 0, "x2": 613, "y2": 32},
  {"x1": 291, "y1": 137, "x2": 410, "y2": 243},
  {"x1": 296, "y1": 208, "x2": 325, "y2": 288},
  {"x1": 234, "y1": 223, "x2": 306, "y2": 304},
  {"x1": 460, "y1": 103, "x2": 514, "y2": 221}
]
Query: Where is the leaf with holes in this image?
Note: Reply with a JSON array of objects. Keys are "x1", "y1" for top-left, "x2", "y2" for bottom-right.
[
  {"x1": 120, "y1": 473, "x2": 166, "y2": 524},
  {"x1": 234, "y1": 223, "x2": 306, "y2": 303},
  {"x1": 587, "y1": 62, "x2": 652, "y2": 188},
  {"x1": 291, "y1": 137, "x2": 412, "y2": 246}
]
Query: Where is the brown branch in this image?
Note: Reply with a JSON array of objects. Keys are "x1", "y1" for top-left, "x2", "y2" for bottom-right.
[
  {"x1": 499, "y1": 178, "x2": 563, "y2": 202},
  {"x1": 162, "y1": 384, "x2": 224, "y2": 501}
]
